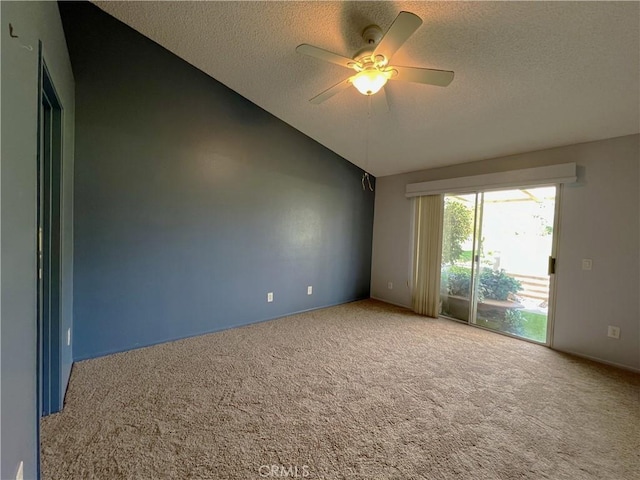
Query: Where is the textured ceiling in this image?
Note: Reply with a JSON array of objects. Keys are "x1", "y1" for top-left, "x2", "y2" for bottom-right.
[{"x1": 93, "y1": 1, "x2": 640, "y2": 177}]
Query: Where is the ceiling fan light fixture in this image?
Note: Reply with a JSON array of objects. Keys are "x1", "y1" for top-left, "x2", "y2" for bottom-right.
[
  {"x1": 296, "y1": 11, "x2": 454, "y2": 104},
  {"x1": 352, "y1": 69, "x2": 392, "y2": 96}
]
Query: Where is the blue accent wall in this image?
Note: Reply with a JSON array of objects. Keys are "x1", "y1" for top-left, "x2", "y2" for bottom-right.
[{"x1": 60, "y1": 2, "x2": 374, "y2": 361}]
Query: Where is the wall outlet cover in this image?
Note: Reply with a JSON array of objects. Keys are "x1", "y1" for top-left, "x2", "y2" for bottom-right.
[
  {"x1": 267, "y1": 292, "x2": 273, "y2": 303},
  {"x1": 387, "y1": 282, "x2": 393, "y2": 289},
  {"x1": 307, "y1": 286, "x2": 312, "y2": 295},
  {"x1": 582, "y1": 259, "x2": 592, "y2": 270},
  {"x1": 607, "y1": 326, "x2": 620, "y2": 339}
]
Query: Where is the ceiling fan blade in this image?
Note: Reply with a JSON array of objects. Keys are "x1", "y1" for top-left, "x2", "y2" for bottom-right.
[
  {"x1": 373, "y1": 11, "x2": 423, "y2": 63},
  {"x1": 371, "y1": 87, "x2": 389, "y2": 114},
  {"x1": 296, "y1": 44, "x2": 355, "y2": 69},
  {"x1": 391, "y1": 66, "x2": 454, "y2": 87},
  {"x1": 309, "y1": 77, "x2": 353, "y2": 104}
]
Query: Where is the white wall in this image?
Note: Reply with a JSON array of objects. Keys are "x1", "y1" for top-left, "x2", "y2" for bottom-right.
[
  {"x1": 371, "y1": 135, "x2": 639, "y2": 370},
  {"x1": 1, "y1": 2, "x2": 74, "y2": 478}
]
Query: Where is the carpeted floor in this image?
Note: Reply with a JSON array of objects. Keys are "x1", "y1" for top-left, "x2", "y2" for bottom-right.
[{"x1": 41, "y1": 299, "x2": 639, "y2": 479}]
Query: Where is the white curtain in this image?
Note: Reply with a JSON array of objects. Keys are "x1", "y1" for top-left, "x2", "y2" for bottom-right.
[{"x1": 412, "y1": 195, "x2": 444, "y2": 317}]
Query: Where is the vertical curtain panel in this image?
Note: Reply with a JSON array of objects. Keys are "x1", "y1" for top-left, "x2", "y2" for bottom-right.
[{"x1": 412, "y1": 195, "x2": 444, "y2": 317}]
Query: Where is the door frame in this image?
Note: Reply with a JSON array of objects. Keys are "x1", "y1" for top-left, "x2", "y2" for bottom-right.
[
  {"x1": 37, "y1": 52, "x2": 64, "y2": 417},
  {"x1": 545, "y1": 184, "x2": 562, "y2": 347},
  {"x1": 441, "y1": 184, "x2": 561, "y2": 347}
]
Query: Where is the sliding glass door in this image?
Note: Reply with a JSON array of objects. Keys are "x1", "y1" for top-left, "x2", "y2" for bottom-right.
[{"x1": 440, "y1": 186, "x2": 557, "y2": 344}]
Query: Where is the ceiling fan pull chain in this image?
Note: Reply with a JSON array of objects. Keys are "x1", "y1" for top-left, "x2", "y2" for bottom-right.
[
  {"x1": 361, "y1": 96, "x2": 374, "y2": 191},
  {"x1": 361, "y1": 96, "x2": 374, "y2": 192}
]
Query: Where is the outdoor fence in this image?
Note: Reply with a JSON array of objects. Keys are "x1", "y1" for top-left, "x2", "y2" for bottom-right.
[{"x1": 507, "y1": 273, "x2": 550, "y2": 303}]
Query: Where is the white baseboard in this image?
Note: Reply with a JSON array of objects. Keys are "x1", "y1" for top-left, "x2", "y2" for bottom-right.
[
  {"x1": 370, "y1": 296, "x2": 411, "y2": 310},
  {"x1": 550, "y1": 347, "x2": 640, "y2": 373}
]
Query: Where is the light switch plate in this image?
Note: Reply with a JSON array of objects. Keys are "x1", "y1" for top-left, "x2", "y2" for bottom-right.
[
  {"x1": 307, "y1": 286, "x2": 312, "y2": 295},
  {"x1": 267, "y1": 292, "x2": 273, "y2": 303}
]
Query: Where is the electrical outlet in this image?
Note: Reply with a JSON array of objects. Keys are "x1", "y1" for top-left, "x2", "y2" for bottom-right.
[
  {"x1": 607, "y1": 326, "x2": 620, "y2": 339},
  {"x1": 66, "y1": 328, "x2": 71, "y2": 346},
  {"x1": 267, "y1": 292, "x2": 273, "y2": 303},
  {"x1": 16, "y1": 461, "x2": 23, "y2": 480},
  {"x1": 582, "y1": 259, "x2": 592, "y2": 270},
  {"x1": 307, "y1": 286, "x2": 312, "y2": 295},
  {"x1": 387, "y1": 282, "x2": 393, "y2": 290}
]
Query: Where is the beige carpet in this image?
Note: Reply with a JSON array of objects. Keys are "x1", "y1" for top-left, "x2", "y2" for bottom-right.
[{"x1": 41, "y1": 300, "x2": 639, "y2": 479}]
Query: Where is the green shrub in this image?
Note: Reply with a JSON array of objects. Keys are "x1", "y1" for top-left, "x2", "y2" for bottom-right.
[
  {"x1": 503, "y1": 309, "x2": 526, "y2": 335},
  {"x1": 444, "y1": 266, "x2": 472, "y2": 297},
  {"x1": 441, "y1": 267, "x2": 522, "y2": 301},
  {"x1": 479, "y1": 269, "x2": 522, "y2": 301},
  {"x1": 440, "y1": 269, "x2": 449, "y2": 295}
]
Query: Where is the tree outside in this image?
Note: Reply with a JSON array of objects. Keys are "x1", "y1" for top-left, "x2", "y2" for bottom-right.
[{"x1": 442, "y1": 199, "x2": 473, "y2": 265}]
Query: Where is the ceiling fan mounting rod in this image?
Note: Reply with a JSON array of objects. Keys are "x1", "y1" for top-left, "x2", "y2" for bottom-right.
[{"x1": 362, "y1": 24, "x2": 383, "y2": 46}]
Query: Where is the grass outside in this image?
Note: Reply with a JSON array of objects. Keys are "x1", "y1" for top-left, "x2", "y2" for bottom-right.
[
  {"x1": 460, "y1": 250, "x2": 473, "y2": 262},
  {"x1": 476, "y1": 310, "x2": 547, "y2": 343},
  {"x1": 520, "y1": 311, "x2": 548, "y2": 342}
]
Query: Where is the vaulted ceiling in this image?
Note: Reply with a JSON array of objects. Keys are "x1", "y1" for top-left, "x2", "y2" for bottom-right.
[{"x1": 94, "y1": 1, "x2": 640, "y2": 177}]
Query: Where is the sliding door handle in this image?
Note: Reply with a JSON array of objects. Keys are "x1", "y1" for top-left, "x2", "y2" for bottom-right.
[{"x1": 548, "y1": 256, "x2": 556, "y2": 275}]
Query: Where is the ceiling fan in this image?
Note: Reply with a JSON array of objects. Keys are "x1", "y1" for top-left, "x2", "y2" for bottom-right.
[{"x1": 296, "y1": 11, "x2": 454, "y2": 112}]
